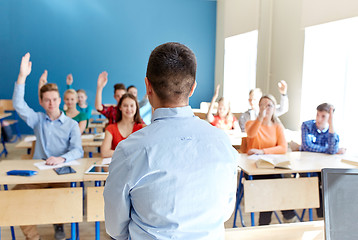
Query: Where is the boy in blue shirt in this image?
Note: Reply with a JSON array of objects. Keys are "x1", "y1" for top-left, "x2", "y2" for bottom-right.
[{"x1": 13, "y1": 53, "x2": 83, "y2": 240}]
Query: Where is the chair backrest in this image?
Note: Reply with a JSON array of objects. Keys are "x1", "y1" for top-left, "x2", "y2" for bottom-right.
[
  {"x1": 239, "y1": 137, "x2": 248, "y2": 153},
  {"x1": 0, "y1": 100, "x2": 15, "y2": 113}
]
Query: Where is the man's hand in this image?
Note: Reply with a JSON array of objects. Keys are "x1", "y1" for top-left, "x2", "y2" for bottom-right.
[
  {"x1": 248, "y1": 149, "x2": 264, "y2": 155},
  {"x1": 18, "y1": 53, "x2": 32, "y2": 84},
  {"x1": 66, "y1": 74, "x2": 73, "y2": 86},
  {"x1": 97, "y1": 71, "x2": 108, "y2": 89},
  {"x1": 337, "y1": 148, "x2": 346, "y2": 154},
  {"x1": 278, "y1": 80, "x2": 287, "y2": 95},
  {"x1": 328, "y1": 107, "x2": 335, "y2": 133},
  {"x1": 39, "y1": 70, "x2": 48, "y2": 89},
  {"x1": 45, "y1": 156, "x2": 66, "y2": 166}
]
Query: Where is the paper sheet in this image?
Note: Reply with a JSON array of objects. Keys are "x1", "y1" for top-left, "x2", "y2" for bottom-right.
[
  {"x1": 34, "y1": 160, "x2": 80, "y2": 170},
  {"x1": 24, "y1": 135, "x2": 37, "y2": 142},
  {"x1": 102, "y1": 158, "x2": 112, "y2": 165}
]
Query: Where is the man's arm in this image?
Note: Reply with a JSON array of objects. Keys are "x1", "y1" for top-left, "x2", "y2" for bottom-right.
[
  {"x1": 104, "y1": 146, "x2": 131, "y2": 239},
  {"x1": 13, "y1": 53, "x2": 39, "y2": 129},
  {"x1": 60, "y1": 123, "x2": 84, "y2": 162},
  {"x1": 276, "y1": 80, "x2": 289, "y2": 117},
  {"x1": 95, "y1": 72, "x2": 108, "y2": 112}
]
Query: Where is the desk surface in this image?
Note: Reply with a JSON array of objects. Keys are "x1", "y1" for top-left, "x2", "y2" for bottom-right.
[
  {"x1": 238, "y1": 151, "x2": 358, "y2": 175},
  {"x1": 0, "y1": 113, "x2": 12, "y2": 120},
  {"x1": 0, "y1": 158, "x2": 100, "y2": 185},
  {"x1": 225, "y1": 221, "x2": 324, "y2": 240}
]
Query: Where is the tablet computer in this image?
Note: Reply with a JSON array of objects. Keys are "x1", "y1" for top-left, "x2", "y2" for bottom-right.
[{"x1": 85, "y1": 165, "x2": 109, "y2": 174}]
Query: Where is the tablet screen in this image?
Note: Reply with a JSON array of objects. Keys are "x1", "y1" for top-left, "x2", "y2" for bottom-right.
[{"x1": 85, "y1": 165, "x2": 109, "y2": 174}]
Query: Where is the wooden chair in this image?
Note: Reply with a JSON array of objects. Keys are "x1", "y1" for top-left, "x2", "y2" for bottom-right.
[{"x1": 0, "y1": 99, "x2": 21, "y2": 142}]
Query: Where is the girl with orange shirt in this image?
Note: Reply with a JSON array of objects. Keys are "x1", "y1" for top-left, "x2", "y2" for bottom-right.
[
  {"x1": 244, "y1": 95, "x2": 298, "y2": 225},
  {"x1": 101, "y1": 93, "x2": 145, "y2": 158}
]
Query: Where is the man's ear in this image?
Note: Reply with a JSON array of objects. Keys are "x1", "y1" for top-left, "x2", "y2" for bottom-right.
[
  {"x1": 188, "y1": 81, "x2": 197, "y2": 97},
  {"x1": 145, "y1": 77, "x2": 152, "y2": 96}
]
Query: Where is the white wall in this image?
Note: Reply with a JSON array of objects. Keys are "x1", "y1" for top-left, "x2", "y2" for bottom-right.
[{"x1": 215, "y1": 0, "x2": 358, "y2": 130}]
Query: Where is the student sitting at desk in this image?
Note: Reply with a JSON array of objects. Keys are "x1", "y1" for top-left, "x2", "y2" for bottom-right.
[
  {"x1": 207, "y1": 84, "x2": 238, "y2": 130},
  {"x1": 239, "y1": 80, "x2": 289, "y2": 132},
  {"x1": 300, "y1": 103, "x2": 345, "y2": 154},
  {"x1": 244, "y1": 94, "x2": 299, "y2": 225},
  {"x1": 63, "y1": 89, "x2": 88, "y2": 133},
  {"x1": 66, "y1": 73, "x2": 93, "y2": 120},
  {"x1": 290, "y1": 103, "x2": 346, "y2": 218},
  {"x1": 13, "y1": 53, "x2": 83, "y2": 240},
  {"x1": 95, "y1": 71, "x2": 126, "y2": 124},
  {"x1": 101, "y1": 93, "x2": 145, "y2": 158}
]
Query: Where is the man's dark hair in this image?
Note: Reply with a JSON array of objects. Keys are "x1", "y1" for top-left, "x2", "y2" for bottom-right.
[
  {"x1": 115, "y1": 93, "x2": 142, "y2": 124},
  {"x1": 127, "y1": 85, "x2": 137, "y2": 91},
  {"x1": 146, "y1": 42, "x2": 197, "y2": 104},
  {"x1": 317, "y1": 103, "x2": 334, "y2": 113},
  {"x1": 114, "y1": 83, "x2": 126, "y2": 94}
]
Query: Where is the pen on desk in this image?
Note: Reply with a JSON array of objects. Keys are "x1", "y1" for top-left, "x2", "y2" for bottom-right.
[{"x1": 42, "y1": 158, "x2": 47, "y2": 160}]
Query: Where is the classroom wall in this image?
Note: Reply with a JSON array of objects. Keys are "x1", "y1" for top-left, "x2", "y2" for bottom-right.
[
  {"x1": 215, "y1": 0, "x2": 358, "y2": 130},
  {"x1": 0, "y1": 0, "x2": 217, "y2": 134}
]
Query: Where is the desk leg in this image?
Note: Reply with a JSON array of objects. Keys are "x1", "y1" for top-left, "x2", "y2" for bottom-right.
[
  {"x1": 95, "y1": 181, "x2": 101, "y2": 240},
  {"x1": 3, "y1": 185, "x2": 16, "y2": 240},
  {"x1": 248, "y1": 175, "x2": 255, "y2": 226},
  {"x1": 70, "y1": 182, "x2": 77, "y2": 240},
  {"x1": 307, "y1": 172, "x2": 313, "y2": 221},
  {"x1": 233, "y1": 171, "x2": 244, "y2": 228}
]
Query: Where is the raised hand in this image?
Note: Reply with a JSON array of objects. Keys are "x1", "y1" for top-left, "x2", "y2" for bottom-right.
[
  {"x1": 278, "y1": 80, "x2": 288, "y2": 95},
  {"x1": 39, "y1": 70, "x2": 48, "y2": 89},
  {"x1": 66, "y1": 74, "x2": 73, "y2": 86},
  {"x1": 18, "y1": 53, "x2": 32, "y2": 83},
  {"x1": 257, "y1": 103, "x2": 267, "y2": 121},
  {"x1": 97, "y1": 71, "x2": 108, "y2": 89},
  {"x1": 213, "y1": 84, "x2": 220, "y2": 100}
]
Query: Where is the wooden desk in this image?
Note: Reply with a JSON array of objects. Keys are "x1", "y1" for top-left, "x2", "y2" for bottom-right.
[
  {"x1": 237, "y1": 152, "x2": 357, "y2": 176},
  {"x1": 234, "y1": 152, "x2": 358, "y2": 227},
  {"x1": 225, "y1": 221, "x2": 324, "y2": 240},
  {"x1": 0, "y1": 158, "x2": 100, "y2": 239}
]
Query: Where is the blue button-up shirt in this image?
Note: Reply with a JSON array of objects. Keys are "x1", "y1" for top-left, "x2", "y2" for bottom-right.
[
  {"x1": 301, "y1": 119, "x2": 339, "y2": 154},
  {"x1": 12, "y1": 83, "x2": 83, "y2": 161},
  {"x1": 104, "y1": 106, "x2": 238, "y2": 240}
]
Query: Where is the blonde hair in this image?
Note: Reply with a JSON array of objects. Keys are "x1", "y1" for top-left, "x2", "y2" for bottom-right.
[
  {"x1": 40, "y1": 83, "x2": 60, "y2": 99},
  {"x1": 218, "y1": 97, "x2": 234, "y2": 121},
  {"x1": 259, "y1": 94, "x2": 281, "y2": 125},
  {"x1": 76, "y1": 89, "x2": 87, "y2": 96},
  {"x1": 64, "y1": 89, "x2": 78, "y2": 98}
]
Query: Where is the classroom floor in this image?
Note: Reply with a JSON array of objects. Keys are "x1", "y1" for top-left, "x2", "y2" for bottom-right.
[{"x1": 0, "y1": 139, "x2": 322, "y2": 239}]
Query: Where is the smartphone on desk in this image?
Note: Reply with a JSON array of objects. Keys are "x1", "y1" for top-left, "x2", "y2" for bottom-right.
[{"x1": 53, "y1": 166, "x2": 76, "y2": 175}]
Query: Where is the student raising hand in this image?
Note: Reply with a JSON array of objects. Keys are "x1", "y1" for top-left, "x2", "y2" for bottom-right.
[
  {"x1": 97, "y1": 71, "x2": 108, "y2": 89},
  {"x1": 18, "y1": 53, "x2": 32, "y2": 84}
]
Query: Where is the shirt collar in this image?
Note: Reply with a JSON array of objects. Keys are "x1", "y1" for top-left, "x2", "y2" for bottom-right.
[
  {"x1": 45, "y1": 111, "x2": 66, "y2": 124},
  {"x1": 151, "y1": 106, "x2": 194, "y2": 123},
  {"x1": 314, "y1": 121, "x2": 329, "y2": 133}
]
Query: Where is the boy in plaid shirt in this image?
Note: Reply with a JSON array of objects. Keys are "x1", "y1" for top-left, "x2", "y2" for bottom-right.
[{"x1": 301, "y1": 103, "x2": 345, "y2": 154}]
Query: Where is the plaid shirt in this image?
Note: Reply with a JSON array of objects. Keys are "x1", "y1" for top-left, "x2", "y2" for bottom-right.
[
  {"x1": 300, "y1": 120, "x2": 339, "y2": 154},
  {"x1": 99, "y1": 104, "x2": 117, "y2": 125}
]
